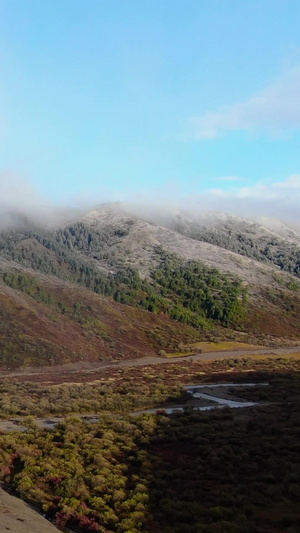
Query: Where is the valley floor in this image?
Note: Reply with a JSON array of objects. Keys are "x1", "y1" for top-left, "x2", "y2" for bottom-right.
[
  {"x1": 1, "y1": 343, "x2": 299, "y2": 384},
  {"x1": 1, "y1": 346, "x2": 300, "y2": 533}
]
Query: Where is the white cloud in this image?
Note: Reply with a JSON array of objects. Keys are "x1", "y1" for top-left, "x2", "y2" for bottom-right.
[
  {"x1": 1, "y1": 173, "x2": 45, "y2": 210},
  {"x1": 190, "y1": 67, "x2": 300, "y2": 139},
  {"x1": 273, "y1": 174, "x2": 300, "y2": 189},
  {"x1": 1, "y1": 172, "x2": 299, "y2": 228},
  {"x1": 0, "y1": 172, "x2": 76, "y2": 227},
  {"x1": 179, "y1": 174, "x2": 300, "y2": 222},
  {"x1": 123, "y1": 174, "x2": 300, "y2": 223}
]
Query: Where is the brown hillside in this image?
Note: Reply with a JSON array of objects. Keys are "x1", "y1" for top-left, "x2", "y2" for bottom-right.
[{"x1": 0, "y1": 264, "x2": 203, "y2": 369}]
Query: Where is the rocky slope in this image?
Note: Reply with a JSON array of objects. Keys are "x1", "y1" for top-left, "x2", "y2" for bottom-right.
[
  {"x1": 78, "y1": 205, "x2": 293, "y2": 288},
  {"x1": 0, "y1": 485, "x2": 59, "y2": 533}
]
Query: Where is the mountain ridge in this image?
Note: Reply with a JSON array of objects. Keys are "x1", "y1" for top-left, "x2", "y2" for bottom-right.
[
  {"x1": 71, "y1": 204, "x2": 300, "y2": 291},
  {"x1": 1, "y1": 202, "x2": 300, "y2": 369}
]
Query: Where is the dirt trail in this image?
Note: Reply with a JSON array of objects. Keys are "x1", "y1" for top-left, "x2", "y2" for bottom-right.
[{"x1": 1, "y1": 346, "x2": 299, "y2": 379}]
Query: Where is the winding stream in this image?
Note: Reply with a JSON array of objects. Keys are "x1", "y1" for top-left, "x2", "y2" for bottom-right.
[
  {"x1": 0, "y1": 382, "x2": 269, "y2": 431},
  {"x1": 132, "y1": 382, "x2": 269, "y2": 415}
]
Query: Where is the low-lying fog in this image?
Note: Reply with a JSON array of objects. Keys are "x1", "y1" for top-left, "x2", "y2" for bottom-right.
[{"x1": 1, "y1": 172, "x2": 300, "y2": 232}]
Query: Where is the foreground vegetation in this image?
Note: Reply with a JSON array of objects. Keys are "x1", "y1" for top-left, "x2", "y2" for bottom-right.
[{"x1": 0, "y1": 357, "x2": 300, "y2": 532}]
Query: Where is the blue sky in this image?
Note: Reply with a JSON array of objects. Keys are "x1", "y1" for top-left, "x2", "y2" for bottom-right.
[{"x1": 1, "y1": 0, "x2": 300, "y2": 218}]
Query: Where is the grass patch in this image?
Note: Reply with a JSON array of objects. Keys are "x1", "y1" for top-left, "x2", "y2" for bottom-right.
[
  {"x1": 189, "y1": 341, "x2": 261, "y2": 352},
  {"x1": 245, "y1": 352, "x2": 300, "y2": 361},
  {"x1": 165, "y1": 341, "x2": 261, "y2": 358},
  {"x1": 165, "y1": 351, "x2": 195, "y2": 358}
]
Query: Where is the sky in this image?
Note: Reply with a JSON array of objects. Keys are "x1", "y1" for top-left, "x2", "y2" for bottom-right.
[{"x1": 1, "y1": 0, "x2": 300, "y2": 220}]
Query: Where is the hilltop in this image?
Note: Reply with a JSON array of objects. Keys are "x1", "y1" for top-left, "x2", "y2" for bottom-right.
[{"x1": 0, "y1": 202, "x2": 300, "y2": 368}]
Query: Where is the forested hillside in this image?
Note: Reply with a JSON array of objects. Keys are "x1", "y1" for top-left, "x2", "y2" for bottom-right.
[
  {"x1": 0, "y1": 222, "x2": 248, "y2": 330},
  {"x1": 0, "y1": 204, "x2": 300, "y2": 370},
  {"x1": 165, "y1": 215, "x2": 300, "y2": 278}
]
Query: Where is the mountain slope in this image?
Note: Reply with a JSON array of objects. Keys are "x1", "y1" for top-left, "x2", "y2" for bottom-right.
[
  {"x1": 0, "y1": 203, "x2": 300, "y2": 369},
  {"x1": 140, "y1": 207, "x2": 300, "y2": 276},
  {"x1": 67, "y1": 206, "x2": 291, "y2": 287},
  {"x1": 0, "y1": 260, "x2": 204, "y2": 369},
  {"x1": 71, "y1": 205, "x2": 300, "y2": 339}
]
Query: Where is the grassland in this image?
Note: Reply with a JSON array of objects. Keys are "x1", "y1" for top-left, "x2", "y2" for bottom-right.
[{"x1": 165, "y1": 341, "x2": 262, "y2": 357}]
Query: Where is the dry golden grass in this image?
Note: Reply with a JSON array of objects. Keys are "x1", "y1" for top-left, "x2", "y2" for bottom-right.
[
  {"x1": 244, "y1": 352, "x2": 300, "y2": 361},
  {"x1": 190, "y1": 341, "x2": 261, "y2": 352},
  {"x1": 165, "y1": 341, "x2": 261, "y2": 357}
]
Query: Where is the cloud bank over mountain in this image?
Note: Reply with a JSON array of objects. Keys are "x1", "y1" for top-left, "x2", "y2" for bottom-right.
[
  {"x1": 127, "y1": 174, "x2": 300, "y2": 224},
  {"x1": 178, "y1": 175, "x2": 300, "y2": 223},
  {"x1": 0, "y1": 171, "x2": 299, "y2": 227},
  {"x1": 0, "y1": 173, "x2": 78, "y2": 227}
]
